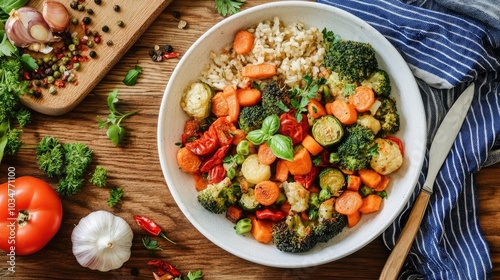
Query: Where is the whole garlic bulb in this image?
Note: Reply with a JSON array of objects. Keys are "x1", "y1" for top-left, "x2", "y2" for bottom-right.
[{"x1": 71, "y1": 211, "x2": 134, "y2": 272}]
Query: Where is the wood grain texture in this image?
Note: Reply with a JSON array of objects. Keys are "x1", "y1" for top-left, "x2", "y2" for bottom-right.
[
  {"x1": 1, "y1": 0, "x2": 499, "y2": 279},
  {"x1": 19, "y1": 0, "x2": 173, "y2": 115}
]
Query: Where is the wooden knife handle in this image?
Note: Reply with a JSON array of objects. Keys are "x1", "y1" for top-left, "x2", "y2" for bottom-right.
[{"x1": 379, "y1": 190, "x2": 431, "y2": 280}]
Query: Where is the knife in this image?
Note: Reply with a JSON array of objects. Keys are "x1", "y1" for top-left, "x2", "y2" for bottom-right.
[{"x1": 379, "y1": 82, "x2": 475, "y2": 280}]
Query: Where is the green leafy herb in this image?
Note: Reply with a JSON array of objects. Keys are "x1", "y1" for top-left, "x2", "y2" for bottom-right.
[
  {"x1": 0, "y1": 0, "x2": 29, "y2": 17},
  {"x1": 108, "y1": 187, "x2": 124, "y2": 207},
  {"x1": 36, "y1": 136, "x2": 93, "y2": 196},
  {"x1": 89, "y1": 165, "x2": 108, "y2": 187},
  {"x1": 184, "y1": 270, "x2": 204, "y2": 280},
  {"x1": 283, "y1": 75, "x2": 326, "y2": 123},
  {"x1": 97, "y1": 90, "x2": 137, "y2": 146},
  {"x1": 141, "y1": 236, "x2": 162, "y2": 251},
  {"x1": 122, "y1": 65, "x2": 142, "y2": 86},
  {"x1": 246, "y1": 115, "x2": 294, "y2": 161},
  {"x1": 214, "y1": 0, "x2": 246, "y2": 17}
]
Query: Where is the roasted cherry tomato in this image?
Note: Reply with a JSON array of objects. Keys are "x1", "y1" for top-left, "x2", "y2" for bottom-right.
[
  {"x1": 294, "y1": 166, "x2": 319, "y2": 189},
  {"x1": 385, "y1": 136, "x2": 404, "y2": 157},
  {"x1": 208, "y1": 164, "x2": 227, "y2": 184},
  {"x1": 200, "y1": 144, "x2": 231, "y2": 172},
  {"x1": 0, "y1": 176, "x2": 63, "y2": 255},
  {"x1": 211, "y1": 117, "x2": 237, "y2": 146},
  {"x1": 181, "y1": 119, "x2": 201, "y2": 145},
  {"x1": 279, "y1": 111, "x2": 310, "y2": 145},
  {"x1": 185, "y1": 126, "x2": 219, "y2": 156}
]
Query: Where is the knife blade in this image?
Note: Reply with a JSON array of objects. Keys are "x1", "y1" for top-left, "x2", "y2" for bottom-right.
[{"x1": 379, "y1": 82, "x2": 475, "y2": 280}]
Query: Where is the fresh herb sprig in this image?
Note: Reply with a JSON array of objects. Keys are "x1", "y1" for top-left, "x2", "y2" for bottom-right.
[
  {"x1": 278, "y1": 75, "x2": 326, "y2": 123},
  {"x1": 246, "y1": 115, "x2": 294, "y2": 161},
  {"x1": 97, "y1": 90, "x2": 137, "y2": 146},
  {"x1": 214, "y1": 0, "x2": 246, "y2": 17},
  {"x1": 142, "y1": 236, "x2": 162, "y2": 251},
  {"x1": 107, "y1": 187, "x2": 124, "y2": 207},
  {"x1": 89, "y1": 165, "x2": 108, "y2": 187}
]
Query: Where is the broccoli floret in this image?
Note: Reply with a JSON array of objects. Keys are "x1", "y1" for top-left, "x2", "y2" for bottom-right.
[
  {"x1": 314, "y1": 198, "x2": 347, "y2": 243},
  {"x1": 323, "y1": 40, "x2": 378, "y2": 83},
  {"x1": 336, "y1": 124, "x2": 377, "y2": 171},
  {"x1": 374, "y1": 97, "x2": 400, "y2": 134},
  {"x1": 261, "y1": 81, "x2": 290, "y2": 116},
  {"x1": 361, "y1": 69, "x2": 391, "y2": 97},
  {"x1": 272, "y1": 213, "x2": 316, "y2": 253},
  {"x1": 238, "y1": 105, "x2": 266, "y2": 133},
  {"x1": 197, "y1": 177, "x2": 241, "y2": 214},
  {"x1": 272, "y1": 199, "x2": 347, "y2": 253}
]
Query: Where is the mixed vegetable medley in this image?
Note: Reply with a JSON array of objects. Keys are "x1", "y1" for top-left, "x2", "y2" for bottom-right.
[{"x1": 176, "y1": 24, "x2": 404, "y2": 253}]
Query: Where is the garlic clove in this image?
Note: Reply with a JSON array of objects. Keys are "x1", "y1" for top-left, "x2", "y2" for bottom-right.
[
  {"x1": 5, "y1": 6, "x2": 59, "y2": 48},
  {"x1": 42, "y1": 0, "x2": 70, "y2": 33}
]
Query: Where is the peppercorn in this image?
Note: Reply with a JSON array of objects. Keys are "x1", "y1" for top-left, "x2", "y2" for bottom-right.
[
  {"x1": 48, "y1": 85, "x2": 57, "y2": 95},
  {"x1": 73, "y1": 63, "x2": 81, "y2": 71},
  {"x1": 47, "y1": 76, "x2": 55, "y2": 84},
  {"x1": 87, "y1": 8, "x2": 94, "y2": 15},
  {"x1": 148, "y1": 50, "x2": 155, "y2": 57},
  {"x1": 113, "y1": 5, "x2": 120, "y2": 12},
  {"x1": 53, "y1": 71, "x2": 61, "y2": 79},
  {"x1": 70, "y1": 1, "x2": 78, "y2": 10},
  {"x1": 34, "y1": 80, "x2": 42, "y2": 87},
  {"x1": 117, "y1": 20, "x2": 124, "y2": 28},
  {"x1": 45, "y1": 68, "x2": 54, "y2": 76},
  {"x1": 71, "y1": 18, "x2": 78, "y2": 25},
  {"x1": 87, "y1": 40, "x2": 94, "y2": 48},
  {"x1": 130, "y1": 267, "x2": 139, "y2": 276},
  {"x1": 172, "y1": 11, "x2": 181, "y2": 19},
  {"x1": 151, "y1": 54, "x2": 157, "y2": 61},
  {"x1": 78, "y1": 4, "x2": 85, "y2": 11},
  {"x1": 106, "y1": 40, "x2": 113, "y2": 46},
  {"x1": 102, "y1": 25, "x2": 109, "y2": 32},
  {"x1": 89, "y1": 51, "x2": 97, "y2": 58},
  {"x1": 94, "y1": 0, "x2": 102, "y2": 5},
  {"x1": 33, "y1": 90, "x2": 41, "y2": 98},
  {"x1": 178, "y1": 20, "x2": 187, "y2": 29},
  {"x1": 163, "y1": 45, "x2": 173, "y2": 53},
  {"x1": 83, "y1": 17, "x2": 91, "y2": 25},
  {"x1": 72, "y1": 37, "x2": 80, "y2": 46}
]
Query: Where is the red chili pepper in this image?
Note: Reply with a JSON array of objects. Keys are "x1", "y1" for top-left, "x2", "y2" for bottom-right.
[
  {"x1": 256, "y1": 208, "x2": 287, "y2": 221},
  {"x1": 294, "y1": 166, "x2": 319, "y2": 189},
  {"x1": 279, "y1": 111, "x2": 310, "y2": 145},
  {"x1": 148, "y1": 260, "x2": 181, "y2": 277},
  {"x1": 162, "y1": 52, "x2": 180, "y2": 59},
  {"x1": 207, "y1": 164, "x2": 226, "y2": 184},
  {"x1": 133, "y1": 216, "x2": 176, "y2": 244},
  {"x1": 200, "y1": 144, "x2": 231, "y2": 172},
  {"x1": 185, "y1": 128, "x2": 219, "y2": 156}
]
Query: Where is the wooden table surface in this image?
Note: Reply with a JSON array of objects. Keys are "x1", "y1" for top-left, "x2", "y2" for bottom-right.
[{"x1": 1, "y1": 0, "x2": 499, "y2": 279}]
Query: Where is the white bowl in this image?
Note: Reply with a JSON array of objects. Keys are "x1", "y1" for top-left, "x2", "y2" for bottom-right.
[{"x1": 158, "y1": 1, "x2": 426, "y2": 268}]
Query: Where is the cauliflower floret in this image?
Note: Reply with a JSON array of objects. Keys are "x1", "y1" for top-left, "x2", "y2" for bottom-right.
[
  {"x1": 180, "y1": 82, "x2": 213, "y2": 120},
  {"x1": 370, "y1": 138, "x2": 403, "y2": 175},
  {"x1": 282, "y1": 181, "x2": 310, "y2": 213},
  {"x1": 357, "y1": 114, "x2": 382, "y2": 135}
]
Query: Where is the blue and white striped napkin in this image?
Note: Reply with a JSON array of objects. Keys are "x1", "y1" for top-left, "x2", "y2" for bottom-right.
[{"x1": 317, "y1": 0, "x2": 500, "y2": 279}]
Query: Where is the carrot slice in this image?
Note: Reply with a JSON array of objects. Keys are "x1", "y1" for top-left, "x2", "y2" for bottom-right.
[
  {"x1": 348, "y1": 86, "x2": 375, "y2": 113},
  {"x1": 347, "y1": 211, "x2": 362, "y2": 228},
  {"x1": 334, "y1": 190, "x2": 363, "y2": 215},
  {"x1": 359, "y1": 194, "x2": 383, "y2": 214},
  {"x1": 307, "y1": 99, "x2": 327, "y2": 119},
  {"x1": 329, "y1": 99, "x2": 358, "y2": 125},
  {"x1": 193, "y1": 173, "x2": 208, "y2": 191},
  {"x1": 222, "y1": 85, "x2": 240, "y2": 122},
  {"x1": 346, "y1": 174, "x2": 362, "y2": 192},
  {"x1": 258, "y1": 142, "x2": 277, "y2": 165},
  {"x1": 301, "y1": 134, "x2": 324, "y2": 156},
  {"x1": 233, "y1": 30, "x2": 254, "y2": 55},
  {"x1": 250, "y1": 217, "x2": 274, "y2": 243},
  {"x1": 274, "y1": 159, "x2": 289, "y2": 182},
  {"x1": 254, "y1": 180, "x2": 280, "y2": 206},
  {"x1": 284, "y1": 147, "x2": 313, "y2": 176},
  {"x1": 176, "y1": 147, "x2": 201, "y2": 174},
  {"x1": 237, "y1": 88, "x2": 262, "y2": 107},
  {"x1": 241, "y1": 63, "x2": 277, "y2": 79},
  {"x1": 358, "y1": 169, "x2": 383, "y2": 189},
  {"x1": 211, "y1": 91, "x2": 229, "y2": 117},
  {"x1": 373, "y1": 175, "x2": 390, "y2": 192}
]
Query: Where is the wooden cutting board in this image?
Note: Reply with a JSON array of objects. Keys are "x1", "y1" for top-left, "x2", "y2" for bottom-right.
[{"x1": 19, "y1": 0, "x2": 173, "y2": 115}]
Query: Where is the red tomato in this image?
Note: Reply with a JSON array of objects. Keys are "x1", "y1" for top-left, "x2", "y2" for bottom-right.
[
  {"x1": 207, "y1": 164, "x2": 227, "y2": 184},
  {"x1": 0, "y1": 176, "x2": 63, "y2": 255},
  {"x1": 211, "y1": 117, "x2": 237, "y2": 146},
  {"x1": 294, "y1": 166, "x2": 319, "y2": 189},
  {"x1": 385, "y1": 136, "x2": 405, "y2": 157},
  {"x1": 279, "y1": 112, "x2": 310, "y2": 145}
]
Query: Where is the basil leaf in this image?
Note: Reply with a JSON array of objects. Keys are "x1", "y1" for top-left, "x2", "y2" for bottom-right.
[
  {"x1": 246, "y1": 129, "x2": 266, "y2": 145},
  {"x1": 122, "y1": 65, "x2": 142, "y2": 86},
  {"x1": 268, "y1": 134, "x2": 294, "y2": 161},
  {"x1": 261, "y1": 114, "x2": 280, "y2": 135}
]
